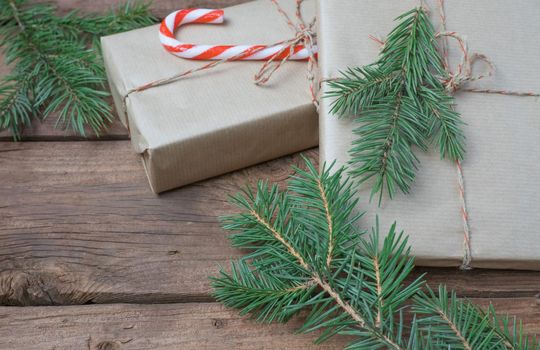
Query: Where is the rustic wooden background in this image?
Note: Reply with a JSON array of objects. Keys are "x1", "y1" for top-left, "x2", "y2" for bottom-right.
[{"x1": 0, "y1": 1, "x2": 539, "y2": 349}]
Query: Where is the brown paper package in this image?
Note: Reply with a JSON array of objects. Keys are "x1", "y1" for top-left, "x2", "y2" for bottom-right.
[
  {"x1": 318, "y1": 0, "x2": 540, "y2": 270},
  {"x1": 102, "y1": 0, "x2": 318, "y2": 193}
]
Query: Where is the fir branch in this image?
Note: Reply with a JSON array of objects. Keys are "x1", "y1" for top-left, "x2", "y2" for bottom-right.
[
  {"x1": 414, "y1": 285, "x2": 501, "y2": 349},
  {"x1": 420, "y1": 86, "x2": 466, "y2": 161},
  {"x1": 212, "y1": 158, "x2": 537, "y2": 350},
  {"x1": 0, "y1": 0, "x2": 157, "y2": 139},
  {"x1": 288, "y1": 160, "x2": 361, "y2": 270},
  {"x1": 0, "y1": 74, "x2": 33, "y2": 137},
  {"x1": 486, "y1": 304, "x2": 539, "y2": 350},
  {"x1": 213, "y1": 260, "x2": 317, "y2": 323},
  {"x1": 53, "y1": 2, "x2": 157, "y2": 49},
  {"x1": 215, "y1": 160, "x2": 423, "y2": 349},
  {"x1": 327, "y1": 7, "x2": 466, "y2": 201},
  {"x1": 326, "y1": 67, "x2": 400, "y2": 117},
  {"x1": 358, "y1": 221, "x2": 424, "y2": 329}
]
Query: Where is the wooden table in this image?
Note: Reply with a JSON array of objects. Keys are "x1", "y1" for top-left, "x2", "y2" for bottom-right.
[{"x1": 0, "y1": 1, "x2": 539, "y2": 349}]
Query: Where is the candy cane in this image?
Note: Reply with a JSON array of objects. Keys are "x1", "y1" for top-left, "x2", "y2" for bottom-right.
[{"x1": 159, "y1": 8, "x2": 314, "y2": 61}]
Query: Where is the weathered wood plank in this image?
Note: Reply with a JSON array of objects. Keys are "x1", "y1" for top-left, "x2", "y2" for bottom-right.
[
  {"x1": 0, "y1": 303, "x2": 350, "y2": 350},
  {"x1": 1, "y1": 142, "x2": 540, "y2": 305},
  {"x1": 0, "y1": 299, "x2": 538, "y2": 349},
  {"x1": 0, "y1": 141, "x2": 317, "y2": 305},
  {"x1": 0, "y1": 109, "x2": 128, "y2": 141},
  {"x1": 474, "y1": 297, "x2": 540, "y2": 330},
  {"x1": 416, "y1": 267, "x2": 540, "y2": 298}
]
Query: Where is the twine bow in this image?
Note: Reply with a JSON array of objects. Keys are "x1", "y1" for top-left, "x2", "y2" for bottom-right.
[
  {"x1": 123, "y1": 0, "x2": 319, "y2": 114},
  {"x1": 369, "y1": 0, "x2": 540, "y2": 269},
  {"x1": 437, "y1": 32, "x2": 494, "y2": 94},
  {"x1": 255, "y1": 0, "x2": 318, "y2": 105}
]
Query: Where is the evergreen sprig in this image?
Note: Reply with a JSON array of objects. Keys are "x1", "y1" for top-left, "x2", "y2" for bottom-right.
[
  {"x1": 212, "y1": 158, "x2": 537, "y2": 350},
  {"x1": 326, "y1": 8, "x2": 466, "y2": 202},
  {"x1": 0, "y1": 0, "x2": 157, "y2": 139}
]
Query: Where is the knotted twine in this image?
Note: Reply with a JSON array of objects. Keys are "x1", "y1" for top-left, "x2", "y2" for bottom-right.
[
  {"x1": 425, "y1": 0, "x2": 540, "y2": 269},
  {"x1": 122, "y1": 0, "x2": 319, "y2": 119}
]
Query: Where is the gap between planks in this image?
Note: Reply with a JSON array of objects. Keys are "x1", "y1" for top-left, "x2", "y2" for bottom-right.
[
  {"x1": 1, "y1": 141, "x2": 540, "y2": 306},
  {"x1": 0, "y1": 302, "x2": 350, "y2": 350},
  {"x1": 0, "y1": 299, "x2": 538, "y2": 350}
]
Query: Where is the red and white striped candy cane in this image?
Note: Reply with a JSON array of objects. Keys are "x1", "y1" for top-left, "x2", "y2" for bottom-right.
[{"x1": 159, "y1": 8, "x2": 314, "y2": 61}]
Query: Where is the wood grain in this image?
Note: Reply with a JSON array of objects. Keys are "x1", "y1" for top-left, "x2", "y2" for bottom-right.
[
  {"x1": 0, "y1": 300, "x2": 538, "y2": 349},
  {"x1": 2, "y1": 1, "x2": 538, "y2": 348},
  {"x1": 0, "y1": 141, "x2": 316, "y2": 305},
  {"x1": 1, "y1": 142, "x2": 540, "y2": 306},
  {"x1": 474, "y1": 297, "x2": 540, "y2": 331},
  {"x1": 415, "y1": 267, "x2": 540, "y2": 298},
  {"x1": 0, "y1": 111, "x2": 128, "y2": 141},
  {"x1": 0, "y1": 303, "x2": 350, "y2": 350}
]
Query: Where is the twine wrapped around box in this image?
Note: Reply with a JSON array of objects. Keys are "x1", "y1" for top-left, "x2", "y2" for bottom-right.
[
  {"x1": 420, "y1": 0, "x2": 540, "y2": 270},
  {"x1": 102, "y1": 0, "x2": 319, "y2": 193},
  {"x1": 318, "y1": 0, "x2": 540, "y2": 270},
  {"x1": 419, "y1": 0, "x2": 540, "y2": 269},
  {"x1": 123, "y1": 0, "x2": 320, "y2": 116}
]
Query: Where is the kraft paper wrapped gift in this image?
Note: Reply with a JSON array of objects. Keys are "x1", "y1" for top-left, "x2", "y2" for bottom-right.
[
  {"x1": 102, "y1": 0, "x2": 317, "y2": 193},
  {"x1": 318, "y1": 0, "x2": 540, "y2": 269}
]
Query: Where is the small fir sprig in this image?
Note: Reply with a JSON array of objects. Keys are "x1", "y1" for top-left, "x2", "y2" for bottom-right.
[
  {"x1": 0, "y1": 0, "x2": 157, "y2": 139},
  {"x1": 212, "y1": 158, "x2": 537, "y2": 350},
  {"x1": 326, "y1": 8, "x2": 465, "y2": 202}
]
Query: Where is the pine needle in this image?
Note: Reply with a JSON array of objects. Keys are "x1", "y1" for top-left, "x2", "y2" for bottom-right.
[
  {"x1": 212, "y1": 158, "x2": 537, "y2": 350},
  {"x1": 0, "y1": 0, "x2": 157, "y2": 140},
  {"x1": 326, "y1": 8, "x2": 466, "y2": 202}
]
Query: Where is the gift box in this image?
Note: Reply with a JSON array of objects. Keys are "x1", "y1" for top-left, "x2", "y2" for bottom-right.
[
  {"x1": 318, "y1": 0, "x2": 540, "y2": 269},
  {"x1": 102, "y1": 0, "x2": 317, "y2": 193}
]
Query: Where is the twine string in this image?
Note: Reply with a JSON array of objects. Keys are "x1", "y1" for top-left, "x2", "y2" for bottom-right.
[
  {"x1": 433, "y1": 0, "x2": 540, "y2": 270},
  {"x1": 122, "y1": 0, "x2": 318, "y2": 116},
  {"x1": 434, "y1": 0, "x2": 474, "y2": 270},
  {"x1": 369, "y1": 0, "x2": 540, "y2": 269},
  {"x1": 256, "y1": 0, "x2": 319, "y2": 105}
]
